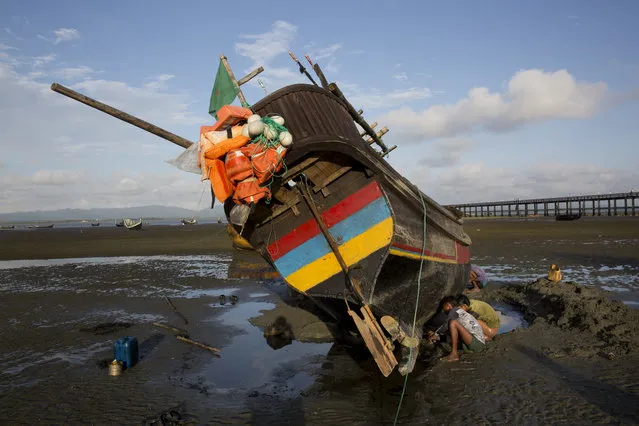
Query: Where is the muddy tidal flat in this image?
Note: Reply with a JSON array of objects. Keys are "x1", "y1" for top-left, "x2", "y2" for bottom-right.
[{"x1": 1, "y1": 218, "x2": 639, "y2": 424}]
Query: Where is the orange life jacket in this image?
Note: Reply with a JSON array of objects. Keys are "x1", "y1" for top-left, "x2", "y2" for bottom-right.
[{"x1": 233, "y1": 177, "x2": 271, "y2": 205}]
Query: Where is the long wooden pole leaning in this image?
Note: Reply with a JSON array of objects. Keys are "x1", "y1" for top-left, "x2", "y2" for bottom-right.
[
  {"x1": 327, "y1": 83, "x2": 390, "y2": 153},
  {"x1": 50, "y1": 83, "x2": 194, "y2": 149},
  {"x1": 219, "y1": 54, "x2": 249, "y2": 108}
]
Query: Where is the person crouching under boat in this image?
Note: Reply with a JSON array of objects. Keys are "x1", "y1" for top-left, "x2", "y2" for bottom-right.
[
  {"x1": 456, "y1": 294, "x2": 500, "y2": 341},
  {"x1": 436, "y1": 296, "x2": 486, "y2": 362}
]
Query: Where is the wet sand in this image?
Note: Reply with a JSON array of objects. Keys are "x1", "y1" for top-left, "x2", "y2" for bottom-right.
[
  {"x1": 2, "y1": 217, "x2": 639, "y2": 424},
  {"x1": 0, "y1": 224, "x2": 233, "y2": 260}
]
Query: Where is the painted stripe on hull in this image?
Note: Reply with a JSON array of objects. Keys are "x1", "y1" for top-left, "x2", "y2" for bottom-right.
[
  {"x1": 274, "y1": 197, "x2": 390, "y2": 277},
  {"x1": 267, "y1": 181, "x2": 383, "y2": 261},
  {"x1": 389, "y1": 241, "x2": 471, "y2": 265},
  {"x1": 389, "y1": 248, "x2": 458, "y2": 264},
  {"x1": 287, "y1": 217, "x2": 394, "y2": 292}
]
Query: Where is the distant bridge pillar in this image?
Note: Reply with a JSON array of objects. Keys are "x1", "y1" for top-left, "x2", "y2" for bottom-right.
[
  {"x1": 598, "y1": 200, "x2": 601, "y2": 216},
  {"x1": 544, "y1": 202, "x2": 548, "y2": 216},
  {"x1": 633, "y1": 196, "x2": 636, "y2": 216},
  {"x1": 624, "y1": 198, "x2": 628, "y2": 216}
]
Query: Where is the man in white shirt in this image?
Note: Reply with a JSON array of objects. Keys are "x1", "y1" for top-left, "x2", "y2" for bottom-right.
[{"x1": 438, "y1": 296, "x2": 486, "y2": 362}]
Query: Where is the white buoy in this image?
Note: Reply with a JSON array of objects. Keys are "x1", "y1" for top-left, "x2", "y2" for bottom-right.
[
  {"x1": 263, "y1": 125, "x2": 277, "y2": 140},
  {"x1": 248, "y1": 120, "x2": 265, "y2": 137},
  {"x1": 271, "y1": 115, "x2": 285, "y2": 126},
  {"x1": 247, "y1": 114, "x2": 261, "y2": 123},
  {"x1": 279, "y1": 131, "x2": 293, "y2": 147}
]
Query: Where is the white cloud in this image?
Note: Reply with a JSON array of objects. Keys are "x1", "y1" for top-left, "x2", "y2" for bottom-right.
[
  {"x1": 0, "y1": 42, "x2": 17, "y2": 50},
  {"x1": 381, "y1": 69, "x2": 607, "y2": 140},
  {"x1": 4, "y1": 28, "x2": 16, "y2": 37},
  {"x1": 408, "y1": 161, "x2": 638, "y2": 205},
  {"x1": 54, "y1": 28, "x2": 80, "y2": 44},
  {"x1": 234, "y1": 21, "x2": 305, "y2": 89},
  {"x1": 236, "y1": 21, "x2": 297, "y2": 66},
  {"x1": 33, "y1": 53, "x2": 56, "y2": 67},
  {"x1": 393, "y1": 72, "x2": 408, "y2": 81},
  {"x1": 37, "y1": 27, "x2": 81, "y2": 45},
  {"x1": 52, "y1": 65, "x2": 94, "y2": 79},
  {"x1": 419, "y1": 138, "x2": 477, "y2": 167},
  {"x1": 307, "y1": 43, "x2": 342, "y2": 61},
  {"x1": 32, "y1": 170, "x2": 87, "y2": 185},
  {"x1": 0, "y1": 48, "x2": 212, "y2": 213},
  {"x1": 342, "y1": 83, "x2": 432, "y2": 109}
]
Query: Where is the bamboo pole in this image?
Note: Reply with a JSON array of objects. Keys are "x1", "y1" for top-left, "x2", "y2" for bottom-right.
[
  {"x1": 327, "y1": 83, "x2": 390, "y2": 153},
  {"x1": 50, "y1": 83, "x2": 194, "y2": 149},
  {"x1": 360, "y1": 122, "x2": 378, "y2": 136},
  {"x1": 312, "y1": 64, "x2": 329, "y2": 89},
  {"x1": 237, "y1": 66, "x2": 264, "y2": 86},
  {"x1": 177, "y1": 336, "x2": 221, "y2": 356},
  {"x1": 152, "y1": 322, "x2": 188, "y2": 336},
  {"x1": 164, "y1": 296, "x2": 189, "y2": 325},
  {"x1": 220, "y1": 54, "x2": 249, "y2": 107}
]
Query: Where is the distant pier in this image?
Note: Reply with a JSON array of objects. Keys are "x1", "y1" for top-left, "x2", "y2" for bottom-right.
[{"x1": 446, "y1": 192, "x2": 638, "y2": 217}]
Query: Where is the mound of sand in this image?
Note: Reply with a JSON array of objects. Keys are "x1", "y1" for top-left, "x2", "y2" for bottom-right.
[{"x1": 477, "y1": 278, "x2": 639, "y2": 358}]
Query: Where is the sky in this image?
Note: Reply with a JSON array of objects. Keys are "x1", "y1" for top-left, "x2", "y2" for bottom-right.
[{"x1": 1, "y1": 1, "x2": 638, "y2": 214}]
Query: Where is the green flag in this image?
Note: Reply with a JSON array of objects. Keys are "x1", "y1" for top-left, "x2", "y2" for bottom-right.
[{"x1": 208, "y1": 59, "x2": 239, "y2": 119}]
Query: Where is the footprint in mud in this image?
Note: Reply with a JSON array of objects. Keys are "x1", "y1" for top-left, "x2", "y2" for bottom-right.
[{"x1": 79, "y1": 322, "x2": 132, "y2": 335}]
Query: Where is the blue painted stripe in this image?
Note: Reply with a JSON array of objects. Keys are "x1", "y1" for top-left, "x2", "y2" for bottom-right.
[{"x1": 274, "y1": 196, "x2": 391, "y2": 277}]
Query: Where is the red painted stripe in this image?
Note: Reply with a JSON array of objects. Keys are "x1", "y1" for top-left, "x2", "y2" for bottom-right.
[
  {"x1": 391, "y1": 242, "x2": 457, "y2": 261},
  {"x1": 456, "y1": 242, "x2": 471, "y2": 264},
  {"x1": 267, "y1": 181, "x2": 383, "y2": 260}
]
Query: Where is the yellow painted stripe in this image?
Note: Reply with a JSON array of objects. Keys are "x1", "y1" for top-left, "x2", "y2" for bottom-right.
[
  {"x1": 287, "y1": 216, "x2": 393, "y2": 292},
  {"x1": 389, "y1": 248, "x2": 458, "y2": 264}
]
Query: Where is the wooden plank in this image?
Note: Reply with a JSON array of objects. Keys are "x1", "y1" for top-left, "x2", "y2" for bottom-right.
[
  {"x1": 312, "y1": 165, "x2": 353, "y2": 193},
  {"x1": 258, "y1": 197, "x2": 302, "y2": 225},
  {"x1": 237, "y1": 66, "x2": 264, "y2": 86},
  {"x1": 282, "y1": 156, "x2": 320, "y2": 180}
]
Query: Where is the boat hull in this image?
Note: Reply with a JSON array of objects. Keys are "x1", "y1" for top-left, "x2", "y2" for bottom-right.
[{"x1": 224, "y1": 84, "x2": 471, "y2": 343}]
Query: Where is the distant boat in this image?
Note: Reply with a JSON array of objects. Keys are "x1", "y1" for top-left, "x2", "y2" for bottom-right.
[
  {"x1": 115, "y1": 220, "x2": 124, "y2": 227},
  {"x1": 217, "y1": 217, "x2": 223, "y2": 224},
  {"x1": 91, "y1": 219, "x2": 100, "y2": 227},
  {"x1": 181, "y1": 218, "x2": 197, "y2": 225},
  {"x1": 123, "y1": 218, "x2": 142, "y2": 230},
  {"x1": 27, "y1": 224, "x2": 54, "y2": 229},
  {"x1": 0, "y1": 225, "x2": 15, "y2": 230},
  {"x1": 555, "y1": 213, "x2": 582, "y2": 221}
]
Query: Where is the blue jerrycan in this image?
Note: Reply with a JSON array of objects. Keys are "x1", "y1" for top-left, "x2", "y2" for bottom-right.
[{"x1": 113, "y1": 336, "x2": 139, "y2": 369}]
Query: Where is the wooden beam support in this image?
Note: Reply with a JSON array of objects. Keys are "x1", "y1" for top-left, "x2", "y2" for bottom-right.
[
  {"x1": 237, "y1": 66, "x2": 264, "y2": 86},
  {"x1": 360, "y1": 122, "x2": 377, "y2": 136}
]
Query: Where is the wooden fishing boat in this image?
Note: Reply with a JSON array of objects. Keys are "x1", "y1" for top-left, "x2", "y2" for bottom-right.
[
  {"x1": 123, "y1": 218, "x2": 142, "y2": 230},
  {"x1": 555, "y1": 213, "x2": 581, "y2": 221},
  {"x1": 115, "y1": 220, "x2": 124, "y2": 227},
  {"x1": 0, "y1": 225, "x2": 15, "y2": 230},
  {"x1": 224, "y1": 84, "x2": 471, "y2": 375},
  {"x1": 181, "y1": 218, "x2": 197, "y2": 225},
  {"x1": 49, "y1": 54, "x2": 472, "y2": 377}
]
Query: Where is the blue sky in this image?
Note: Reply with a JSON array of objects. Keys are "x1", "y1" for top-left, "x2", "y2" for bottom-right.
[{"x1": 1, "y1": 0, "x2": 638, "y2": 213}]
